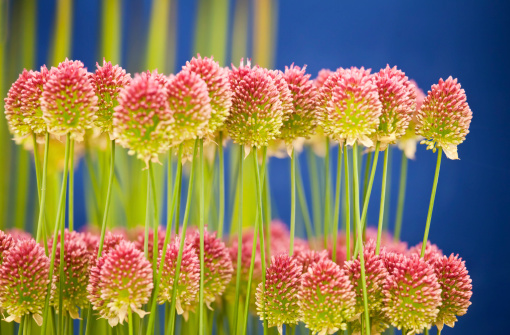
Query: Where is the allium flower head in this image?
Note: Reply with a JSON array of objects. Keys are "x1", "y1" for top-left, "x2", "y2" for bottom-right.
[
  {"x1": 397, "y1": 80, "x2": 425, "y2": 159},
  {"x1": 183, "y1": 55, "x2": 232, "y2": 136},
  {"x1": 90, "y1": 241, "x2": 152, "y2": 326},
  {"x1": 188, "y1": 229, "x2": 233, "y2": 308},
  {"x1": 0, "y1": 230, "x2": 14, "y2": 265},
  {"x1": 226, "y1": 60, "x2": 284, "y2": 150},
  {"x1": 256, "y1": 254, "x2": 301, "y2": 334},
  {"x1": 279, "y1": 64, "x2": 319, "y2": 147},
  {"x1": 319, "y1": 67, "x2": 382, "y2": 147},
  {"x1": 91, "y1": 59, "x2": 131, "y2": 133},
  {"x1": 408, "y1": 241, "x2": 443, "y2": 265},
  {"x1": 21, "y1": 66, "x2": 51, "y2": 135},
  {"x1": 433, "y1": 254, "x2": 472, "y2": 330},
  {"x1": 4, "y1": 70, "x2": 34, "y2": 140},
  {"x1": 48, "y1": 230, "x2": 90, "y2": 319},
  {"x1": 299, "y1": 258, "x2": 357, "y2": 335},
  {"x1": 113, "y1": 70, "x2": 173, "y2": 165},
  {"x1": 157, "y1": 237, "x2": 200, "y2": 319},
  {"x1": 416, "y1": 76, "x2": 472, "y2": 160},
  {"x1": 382, "y1": 254, "x2": 442, "y2": 334},
  {"x1": 41, "y1": 59, "x2": 98, "y2": 141},
  {"x1": 166, "y1": 69, "x2": 212, "y2": 143},
  {"x1": 327, "y1": 233, "x2": 350, "y2": 267},
  {"x1": 0, "y1": 238, "x2": 49, "y2": 325},
  {"x1": 133, "y1": 226, "x2": 167, "y2": 261},
  {"x1": 314, "y1": 69, "x2": 333, "y2": 89},
  {"x1": 293, "y1": 247, "x2": 328, "y2": 274},
  {"x1": 373, "y1": 65, "x2": 416, "y2": 149}
]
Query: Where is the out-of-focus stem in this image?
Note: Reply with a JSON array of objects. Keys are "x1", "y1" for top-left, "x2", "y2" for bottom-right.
[
  {"x1": 394, "y1": 151, "x2": 408, "y2": 242},
  {"x1": 324, "y1": 138, "x2": 331, "y2": 248},
  {"x1": 332, "y1": 147, "x2": 343, "y2": 262},
  {"x1": 289, "y1": 148, "x2": 296, "y2": 255},
  {"x1": 375, "y1": 149, "x2": 389, "y2": 255},
  {"x1": 232, "y1": 144, "x2": 244, "y2": 335}
]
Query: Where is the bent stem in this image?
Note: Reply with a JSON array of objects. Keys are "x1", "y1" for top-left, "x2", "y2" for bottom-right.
[
  {"x1": 420, "y1": 148, "x2": 442, "y2": 257},
  {"x1": 332, "y1": 146, "x2": 343, "y2": 262},
  {"x1": 352, "y1": 143, "x2": 371, "y2": 335},
  {"x1": 375, "y1": 149, "x2": 389, "y2": 255},
  {"x1": 394, "y1": 150, "x2": 408, "y2": 242},
  {"x1": 232, "y1": 144, "x2": 244, "y2": 335},
  {"x1": 35, "y1": 133, "x2": 50, "y2": 244}
]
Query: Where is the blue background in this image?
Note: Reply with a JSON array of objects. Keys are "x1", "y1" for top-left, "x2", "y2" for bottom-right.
[{"x1": 15, "y1": 0, "x2": 510, "y2": 333}]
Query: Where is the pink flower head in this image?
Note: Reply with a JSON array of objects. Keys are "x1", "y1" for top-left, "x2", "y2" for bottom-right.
[
  {"x1": 397, "y1": 80, "x2": 426, "y2": 159},
  {"x1": 91, "y1": 59, "x2": 131, "y2": 133},
  {"x1": 182, "y1": 55, "x2": 232, "y2": 136},
  {"x1": 319, "y1": 67, "x2": 382, "y2": 147},
  {"x1": 0, "y1": 238, "x2": 49, "y2": 325},
  {"x1": 373, "y1": 65, "x2": 416, "y2": 149},
  {"x1": 21, "y1": 65, "x2": 50, "y2": 135},
  {"x1": 327, "y1": 233, "x2": 351, "y2": 267},
  {"x1": 157, "y1": 237, "x2": 200, "y2": 320},
  {"x1": 0, "y1": 230, "x2": 14, "y2": 265},
  {"x1": 269, "y1": 220, "x2": 290, "y2": 256},
  {"x1": 365, "y1": 227, "x2": 408, "y2": 255},
  {"x1": 4, "y1": 70, "x2": 34, "y2": 140},
  {"x1": 133, "y1": 226, "x2": 167, "y2": 261},
  {"x1": 314, "y1": 69, "x2": 333, "y2": 89},
  {"x1": 434, "y1": 254, "x2": 472, "y2": 331},
  {"x1": 226, "y1": 60, "x2": 284, "y2": 149},
  {"x1": 408, "y1": 241, "x2": 443, "y2": 265},
  {"x1": 382, "y1": 254, "x2": 442, "y2": 334},
  {"x1": 91, "y1": 240, "x2": 152, "y2": 326},
  {"x1": 77, "y1": 231, "x2": 100, "y2": 258},
  {"x1": 41, "y1": 59, "x2": 98, "y2": 141},
  {"x1": 280, "y1": 64, "x2": 319, "y2": 146},
  {"x1": 113, "y1": 70, "x2": 173, "y2": 165},
  {"x1": 256, "y1": 254, "x2": 301, "y2": 334},
  {"x1": 416, "y1": 76, "x2": 473, "y2": 160},
  {"x1": 48, "y1": 230, "x2": 90, "y2": 319},
  {"x1": 411, "y1": 80, "x2": 426, "y2": 112},
  {"x1": 344, "y1": 239, "x2": 390, "y2": 335},
  {"x1": 188, "y1": 229, "x2": 233, "y2": 308},
  {"x1": 299, "y1": 258, "x2": 357, "y2": 334},
  {"x1": 293, "y1": 247, "x2": 328, "y2": 274}
]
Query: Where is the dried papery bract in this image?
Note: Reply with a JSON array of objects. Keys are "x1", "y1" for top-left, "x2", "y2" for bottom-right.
[
  {"x1": 22, "y1": 65, "x2": 50, "y2": 135},
  {"x1": 256, "y1": 254, "x2": 301, "y2": 334},
  {"x1": 91, "y1": 59, "x2": 131, "y2": 134},
  {"x1": 41, "y1": 59, "x2": 98, "y2": 141},
  {"x1": 299, "y1": 258, "x2": 357, "y2": 335},
  {"x1": 416, "y1": 76, "x2": 472, "y2": 160},
  {"x1": 0, "y1": 238, "x2": 50, "y2": 326},
  {"x1": 373, "y1": 65, "x2": 416, "y2": 150},
  {"x1": 4, "y1": 70, "x2": 34, "y2": 141},
  {"x1": 113, "y1": 71, "x2": 173, "y2": 165},
  {"x1": 434, "y1": 254, "x2": 472, "y2": 331},
  {"x1": 183, "y1": 55, "x2": 232, "y2": 137}
]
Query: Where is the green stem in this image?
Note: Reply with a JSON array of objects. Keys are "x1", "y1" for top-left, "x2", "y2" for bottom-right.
[
  {"x1": 295, "y1": 154, "x2": 313, "y2": 239},
  {"x1": 36, "y1": 133, "x2": 50, "y2": 244},
  {"x1": 149, "y1": 162, "x2": 160, "y2": 275},
  {"x1": 68, "y1": 140, "x2": 75, "y2": 231},
  {"x1": 332, "y1": 147, "x2": 343, "y2": 262},
  {"x1": 144, "y1": 167, "x2": 151, "y2": 259},
  {"x1": 97, "y1": 140, "x2": 116, "y2": 257},
  {"x1": 344, "y1": 144, "x2": 351, "y2": 261},
  {"x1": 14, "y1": 148, "x2": 29, "y2": 229},
  {"x1": 306, "y1": 147, "x2": 322, "y2": 237},
  {"x1": 324, "y1": 138, "x2": 331, "y2": 247},
  {"x1": 393, "y1": 151, "x2": 408, "y2": 242},
  {"x1": 84, "y1": 141, "x2": 102, "y2": 225},
  {"x1": 232, "y1": 144, "x2": 244, "y2": 335},
  {"x1": 199, "y1": 138, "x2": 206, "y2": 335},
  {"x1": 289, "y1": 148, "x2": 296, "y2": 255},
  {"x1": 420, "y1": 148, "x2": 442, "y2": 257},
  {"x1": 375, "y1": 149, "x2": 389, "y2": 255},
  {"x1": 262, "y1": 147, "x2": 271, "y2": 261},
  {"x1": 352, "y1": 143, "x2": 371, "y2": 335},
  {"x1": 362, "y1": 152, "x2": 372, "y2": 205},
  {"x1": 18, "y1": 315, "x2": 24, "y2": 335},
  {"x1": 218, "y1": 131, "x2": 225, "y2": 238},
  {"x1": 128, "y1": 308, "x2": 134, "y2": 335}
]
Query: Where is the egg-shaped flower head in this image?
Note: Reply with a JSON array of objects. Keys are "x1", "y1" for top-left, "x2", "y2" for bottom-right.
[
  {"x1": 299, "y1": 258, "x2": 357, "y2": 335},
  {"x1": 92, "y1": 240, "x2": 152, "y2": 326},
  {"x1": 48, "y1": 230, "x2": 90, "y2": 319},
  {"x1": 91, "y1": 59, "x2": 131, "y2": 134},
  {"x1": 182, "y1": 54, "x2": 232, "y2": 138},
  {"x1": 188, "y1": 228, "x2": 233, "y2": 308},
  {"x1": 319, "y1": 67, "x2": 382, "y2": 147},
  {"x1": 372, "y1": 65, "x2": 416, "y2": 150},
  {"x1": 157, "y1": 237, "x2": 200, "y2": 320},
  {"x1": 113, "y1": 70, "x2": 173, "y2": 166},
  {"x1": 226, "y1": 60, "x2": 284, "y2": 151},
  {"x1": 279, "y1": 64, "x2": 319, "y2": 147},
  {"x1": 416, "y1": 76, "x2": 472, "y2": 160},
  {"x1": 4, "y1": 70, "x2": 34, "y2": 141},
  {"x1": 434, "y1": 254, "x2": 472, "y2": 331},
  {"x1": 256, "y1": 254, "x2": 301, "y2": 334},
  {"x1": 382, "y1": 254, "x2": 442, "y2": 334},
  {"x1": 344, "y1": 239, "x2": 390, "y2": 335},
  {"x1": 41, "y1": 59, "x2": 98, "y2": 141},
  {"x1": 0, "y1": 230, "x2": 14, "y2": 265},
  {"x1": 397, "y1": 80, "x2": 426, "y2": 159},
  {"x1": 0, "y1": 238, "x2": 50, "y2": 326},
  {"x1": 293, "y1": 247, "x2": 328, "y2": 274},
  {"x1": 21, "y1": 65, "x2": 50, "y2": 136}
]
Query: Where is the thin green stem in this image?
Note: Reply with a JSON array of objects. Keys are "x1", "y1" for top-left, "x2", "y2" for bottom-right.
[
  {"x1": 420, "y1": 148, "x2": 442, "y2": 257},
  {"x1": 149, "y1": 162, "x2": 160, "y2": 275},
  {"x1": 375, "y1": 149, "x2": 389, "y2": 255},
  {"x1": 289, "y1": 148, "x2": 296, "y2": 256},
  {"x1": 14, "y1": 148, "x2": 29, "y2": 230},
  {"x1": 352, "y1": 143, "x2": 371, "y2": 335},
  {"x1": 232, "y1": 144, "x2": 244, "y2": 335},
  {"x1": 36, "y1": 133, "x2": 50, "y2": 244},
  {"x1": 199, "y1": 138, "x2": 206, "y2": 335},
  {"x1": 306, "y1": 147, "x2": 322, "y2": 236},
  {"x1": 362, "y1": 152, "x2": 372, "y2": 204},
  {"x1": 218, "y1": 131, "x2": 225, "y2": 238},
  {"x1": 394, "y1": 151, "x2": 408, "y2": 242},
  {"x1": 295, "y1": 155, "x2": 313, "y2": 239},
  {"x1": 144, "y1": 168, "x2": 151, "y2": 259},
  {"x1": 69, "y1": 140, "x2": 75, "y2": 231},
  {"x1": 84, "y1": 141, "x2": 102, "y2": 225},
  {"x1": 97, "y1": 140, "x2": 116, "y2": 257},
  {"x1": 344, "y1": 144, "x2": 351, "y2": 261},
  {"x1": 18, "y1": 315, "x2": 24, "y2": 335},
  {"x1": 332, "y1": 147, "x2": 343, "y2": 262},
  {"x1": 262, "y1": 146, "x2": 271, "y2": 261},
  {"x1": 324, "y1": 138, "x2": 331, "y2": 247},
  {"x1": 128, "y1": 308, "x2": 134, "y2": 335}
]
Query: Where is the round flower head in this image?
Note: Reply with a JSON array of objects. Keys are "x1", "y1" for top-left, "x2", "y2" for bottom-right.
[
  {"x1": 408, "y1": 241, "x2": 443, "y2": 265},
  {"x1": 0, "y1": 230, "x2": 14, "y2": 265},
  {"x1": 365, "y1": 227, "x2": 408, "y2": 255},
  {"x1": 0, "y1": 238, "x2": 49, "y2": 325},
  {"x1": 41, "y1": 59, "x2": 98, "y2": 141},
  {"x1": 256, "y1": 254, "x2": 301, "y2": 334},
  {"x1": 398, "y1": 80, "x2": 425, "y2": 159},
  {"x1": 327, "y1": 233, "x2": 350, "y2": 267},
  {"x1": 416, "y1": 76, "x2": 472, "y2": 160},
  {"x1": 113, "y1": 71, "x2": 173, "y2": 165},
  {"x1": 4, "y1": 70, "x2": 34, "y2": 140},
  {"x1": 314, "y1": 69, "x2": 333, "y2": 89},
  {"x1": 22, "y1": 65, "x2": 50, "y2": 135},
  {"x1": 182, "y1": 55, "x2": 232, "y2": 136},
  {"x1": 299, "y1": 258, "x2": 357, "y2": 335},
  {"x1": 382, "y1": 254, "x2": 442, "y2": 334},
  {"x1": 157, "y1": 237, "x2": 200, "y2": 320},
  {"x1": 279, "y1": 64, "x2": 319, "y2": 148},
  {"x1": 92, "y1": 240, "x2": 153, "y2": 326},
  {"x1": 433, "y1": 254, "x2": 472, "y2": 331},
  {"x1": 372, "y1": 65, "x2": 416, "y2": 149},
  {"x1": 91, "y1": 59, "x2": 131, "y2": 134},
  {"x1": 133, "y1": 226, "x2": 167, "y2": 261},
  {"x1": 48, "y1": 230, "x2": 90, "y2": 319},
  {"x1": 293, "y1": 247, "x2": 328, "y2": 274},
  {"x1": 344, "y1": 240, "x2": 390, "y2": 335},
  {"x1": 226, "y1": 60, "x2": 284, "y2": 150},
  {"x1": 188, "y1": 229, "x2": 233, "y2": 308},
  {"x1": 166, "y1": 70, "x2": 212, "y2": 143},
  {"x1": 320, "y1": 67, "x2": 382, "y2": 147}
]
